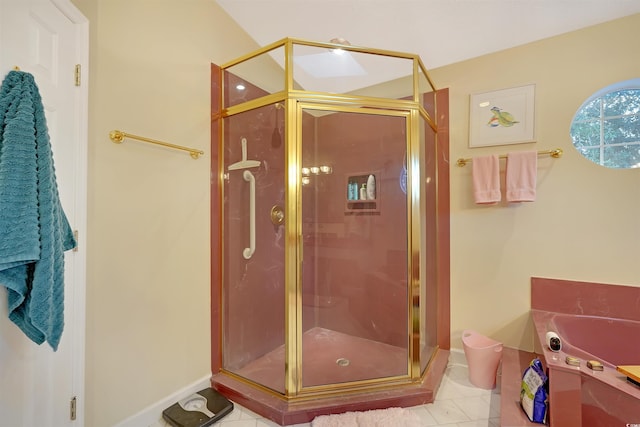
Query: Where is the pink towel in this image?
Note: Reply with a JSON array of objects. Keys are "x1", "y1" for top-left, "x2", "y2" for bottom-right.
[
  {"x1": 472, "y1": 155, "x2": 501, "y2": 204},
  {"x1": 506, "y1": 151, "x2": 537, "y2": 202}
]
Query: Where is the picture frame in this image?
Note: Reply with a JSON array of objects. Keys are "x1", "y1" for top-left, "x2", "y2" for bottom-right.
[{"x1": 469, "y1": 84, "x2": 535, "y2": 148}]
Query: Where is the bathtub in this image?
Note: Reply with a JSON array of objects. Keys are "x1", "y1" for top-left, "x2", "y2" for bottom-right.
[{"x1": 532, "y1": 309, "x2": 640, "y2": 426}]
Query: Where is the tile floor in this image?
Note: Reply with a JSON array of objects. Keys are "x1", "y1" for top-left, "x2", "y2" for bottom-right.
[{"x1": 155, "y1": 350, "x2": 500, "y2": 427}]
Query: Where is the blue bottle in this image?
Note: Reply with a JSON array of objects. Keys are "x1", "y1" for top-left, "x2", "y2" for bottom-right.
[
  {"x1": 347, "y1": 181, "x2": 355, "y2": 200},
  {"x1": 350, "y1": 182, "x2": 358, "y2": 200}
]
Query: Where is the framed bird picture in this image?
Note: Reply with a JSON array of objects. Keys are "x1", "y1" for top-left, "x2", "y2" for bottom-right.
[{"x1": 468, "y1": 84, "x2": 535, "y2": 148}]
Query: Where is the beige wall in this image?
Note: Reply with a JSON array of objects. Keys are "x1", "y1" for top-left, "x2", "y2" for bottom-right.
[
  {"x1": 68, "y1": 0, "x2": 640, "y2": 424},
  {"x1": 71, "y1": 1, "x2": 259, "y2": 425},
  {"x1": 429, "y1": 14, "x2": 640, "y2": 352}
]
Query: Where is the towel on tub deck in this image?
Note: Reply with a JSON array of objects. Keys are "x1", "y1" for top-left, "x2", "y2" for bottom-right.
[
  {"x1": 0, "y1": 70, "x2": 76, "y2": 351},
  {"x1": 506, "y1": 151, "x2": 537, "y2": 202},
  {"x1": 472, "y1": 155, "x2": 501, "y2": 204}
]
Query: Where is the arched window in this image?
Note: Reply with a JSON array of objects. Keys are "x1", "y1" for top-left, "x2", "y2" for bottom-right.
[{"x1": 570, "y1": 79, "x2": 640, "y2": 169}]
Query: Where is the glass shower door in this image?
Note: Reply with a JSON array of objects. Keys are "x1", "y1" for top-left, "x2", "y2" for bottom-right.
[
  {"x1": 299, "y1": 106, "x2": 411, "y2": 389},
  {"x1": 222, "y1": 104, "x2": 286, "y2": 394}
]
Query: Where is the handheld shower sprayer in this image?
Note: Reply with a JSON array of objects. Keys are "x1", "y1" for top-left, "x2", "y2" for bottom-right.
[{"x1": 272, "y1": 103, "x2": 283, "y2": 148}]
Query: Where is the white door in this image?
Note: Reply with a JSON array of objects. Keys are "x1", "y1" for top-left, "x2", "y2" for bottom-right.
[{"x1": 0, "y1": 0, "x2": 87, "y2": 425}]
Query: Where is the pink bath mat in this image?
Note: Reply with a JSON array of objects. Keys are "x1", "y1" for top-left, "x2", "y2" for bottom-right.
[{"x1": 312, "y1": 407, "x2": 422, "y2": 427}]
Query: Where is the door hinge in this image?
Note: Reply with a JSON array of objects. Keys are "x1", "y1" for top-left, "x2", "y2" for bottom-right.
[
  {"x1": 70, "y1": 396, "x2": 77, "y2": 421},
  {"x1": 73, "y1": 230, "x2": 79, "y2": 252},
  {"x1": 74, "y1": 64, "x2": 81, "y2": 86}
]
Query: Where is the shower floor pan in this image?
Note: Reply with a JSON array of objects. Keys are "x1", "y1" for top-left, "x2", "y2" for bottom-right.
[{"x1": 236, "y1": 327, "x2": 407, "y2": 389}]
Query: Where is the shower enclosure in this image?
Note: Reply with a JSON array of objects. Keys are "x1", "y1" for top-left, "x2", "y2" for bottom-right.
[{"x1": 210, "y1": 38, "x2": 450, "y2": 425}]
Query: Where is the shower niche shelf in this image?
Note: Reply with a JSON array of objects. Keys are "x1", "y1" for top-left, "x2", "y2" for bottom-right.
[{"x1": 345, "y1": 172, "x2": 379, "y2": 213}]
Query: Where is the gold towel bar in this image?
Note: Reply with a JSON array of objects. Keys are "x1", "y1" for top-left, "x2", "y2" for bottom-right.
[
  {"x1": 456, "y1": 148, "x2": 563, "y2": 167},
  {"x1": 109, "y1": 130, "x2": 204, "y2": 159}
]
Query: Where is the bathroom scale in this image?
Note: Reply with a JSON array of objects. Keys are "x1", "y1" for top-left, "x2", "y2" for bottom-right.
[
  {"x1": 617, "y1": 365, "x2": 640, "y2": 387},
  {"x1": 162, "y1": 387, "x2": 234, "y2": 427}
]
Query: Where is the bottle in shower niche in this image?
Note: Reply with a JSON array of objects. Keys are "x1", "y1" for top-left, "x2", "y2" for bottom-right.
[
  {"x1": 360, "y1": 183, "x2": 367, "y2": 200},
  {"x1": 348, "y1": 181, "x2": 357, "y2": 200},
  {"x1": 352, "y1": 181, "x2": 360, "y2": 200},
  {"x1": 366, "y1": 174, "x2": 376, "y2": 200}
]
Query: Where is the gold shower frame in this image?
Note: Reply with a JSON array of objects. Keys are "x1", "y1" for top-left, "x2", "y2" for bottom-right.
[{"x1": 216, "y1": 37, "x2": 439, "y2": 401}]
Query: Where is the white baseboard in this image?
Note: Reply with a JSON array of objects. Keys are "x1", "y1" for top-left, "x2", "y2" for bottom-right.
[{"x1": 114, "y1": 374, "x2": 211, "y2": 427}]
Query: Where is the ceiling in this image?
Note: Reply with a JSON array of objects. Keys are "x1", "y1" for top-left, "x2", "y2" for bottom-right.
[{"x1": 216, "y1": 1, "x2": 640, "y2": 70}]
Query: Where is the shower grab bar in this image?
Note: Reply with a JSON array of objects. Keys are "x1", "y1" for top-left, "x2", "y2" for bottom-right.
[{"x1": 243, "y1": 170, "x2": 256, "y2": 259}]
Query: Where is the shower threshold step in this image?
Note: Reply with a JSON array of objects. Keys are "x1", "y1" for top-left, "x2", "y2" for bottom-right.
[{"x1": 210, "y1": 348, "x2": 449, "y2": 426}]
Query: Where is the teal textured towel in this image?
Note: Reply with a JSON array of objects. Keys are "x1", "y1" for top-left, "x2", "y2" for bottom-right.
[{"x1": 0, "y1": 70, "x2": 76, "y2": 351}]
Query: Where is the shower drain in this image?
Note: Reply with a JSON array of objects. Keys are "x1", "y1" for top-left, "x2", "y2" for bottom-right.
[{"x1": 336, "y1": 358, "x2": 350, "y2": 367}]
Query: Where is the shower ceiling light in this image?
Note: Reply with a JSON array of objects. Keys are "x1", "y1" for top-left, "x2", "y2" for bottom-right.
[
  {"x1": 330, "y1": 37, "x2": 350, "y2": 45},
  {"x1": 294, "y1": 37, "x2": 365, "y2": 79},
  {"x1": 329, "y1": 37, "x2": 351, "y2": 55},
  {"x1": 236, "y1": 84, "x2": 245, "y2": 90}
]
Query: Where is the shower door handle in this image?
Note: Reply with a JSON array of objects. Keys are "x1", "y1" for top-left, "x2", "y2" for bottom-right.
[{"x1": 242, "y1": 170, "x2": 256, "y2": 259}]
